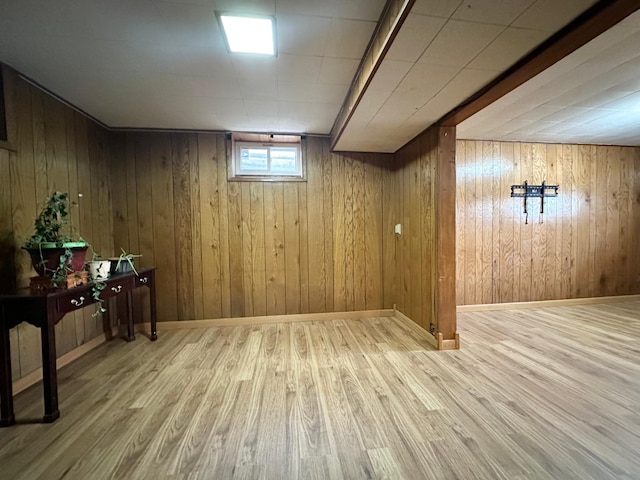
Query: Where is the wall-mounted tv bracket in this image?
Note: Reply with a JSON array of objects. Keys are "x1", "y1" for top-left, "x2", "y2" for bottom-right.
[{"x1": 510, "y1": 180, "x2": 558, "y2": 224}]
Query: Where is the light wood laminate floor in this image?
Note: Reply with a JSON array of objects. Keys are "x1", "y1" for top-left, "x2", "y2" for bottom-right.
[{"x1": 1, "y1": 301, "x2": 639, "y2": 479}]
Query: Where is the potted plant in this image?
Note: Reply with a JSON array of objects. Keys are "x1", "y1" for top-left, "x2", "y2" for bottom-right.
[
  {"x1": 87, "y1": 257, "x2": 111, "y2": 280},
  {"x1": 109, "y1": 248, "x2": 141, "y2": 275},
  {"x1": 23, "y1": 192, "x2": 88, "y2": 284}
]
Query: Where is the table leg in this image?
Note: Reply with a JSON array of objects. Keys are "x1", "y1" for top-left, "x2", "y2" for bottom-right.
[
  {"x1": 149, "y1": 273, "x2": 157, "y2": 341},
  {"x1": 40, "y1": 320, "x2": 60, "y2": 423},
  {"x1": 0, "y1": 308, "x2": 15, "y2": 427},
  {"x1": 126, "y1": 291, "x2": 135, "y2": 341}
]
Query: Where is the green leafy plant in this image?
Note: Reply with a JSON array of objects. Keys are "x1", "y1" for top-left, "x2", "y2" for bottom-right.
[
  {"x1": 23, "y1": 192, "x2": 83, "y2": 248},
  {"x1": 114, "y1": 248, "x2": 141, "y2": 275},
  {"x1": 52, "y1": 249, "x2": 73, "y2": 286},
  {"x1": 23, "y1": 192, "x2": 88, "y2": 281},
  {"x1": 91, "y1": 281, "x2": 107, "y2": 317}
]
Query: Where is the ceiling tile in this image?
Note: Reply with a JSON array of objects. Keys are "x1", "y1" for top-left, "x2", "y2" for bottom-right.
[
  {"x1": 468, "y1": 26, "x2": 549, "y2": 71},
  {"x1": 452, "y1": 0, "x2": 536, "y2": 26},
  {"x1": 275, "y1": 0, "x2": 385, "y2": 21},
  {"x1": 349, "y1": 87, "x2": 391, "y2": 122},
  {"x1": 305, "y1": 103, "x2": 343, "y2": 134},
  {"x1": 215, "y1": 0, "x2": 275, "y2": 15},
  {"x1": 317, "y1": 57, "x2": 360, "y2": 85},
  {"x1": 367, "y1": 60, "x2": 413, "y2": 90},
  {"x1": 232, "y1": 55, "x2": 277, "y2": 80},
  {"x1": 154, "y1": 2, "x2": 219, "y2": 47},
  {"x1": 324, "y1": 18, "x2": 376, "y2": 59},
  {"x1": 238, "y1": 78, "x2": 278, "y2": 99},
  {"x1": 277, "y1": 81, "x2": 346, "y2": 104},
  {"x1": 418, "y1": 19, "x2": 504, "y2": 67},
  {"x1": 513, "y1": 0, "x2": 599, "y2": 32},
  {"x1": 242, "y1": 99, "x2": 279, "y2": 130},
  {"x1": 277, "y1": 54, "x2": 322, "y2": 83},
  {"x1": 398, "y1": 62, "x2": 460, "y2": 93},
  {"x1": 370, "y1": 89, "x2": 429, "y2": 127},
  {"x1": 411, "y1": 0, "x2": 463, "y2": 19},
  {"x1": 385, "y1": 14, "x2": 446, "y2": 62},
  {"x1": 277, "y1": 14, "x2": 331, "y2": 56}
]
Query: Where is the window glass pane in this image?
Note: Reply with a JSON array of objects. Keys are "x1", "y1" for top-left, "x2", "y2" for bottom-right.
[
  {"x1": 240, "y1": 148, "x2": 268, "y2": 171},
  {"x1": 270, "y1": 147, "x2": 298, "y2": 173}
]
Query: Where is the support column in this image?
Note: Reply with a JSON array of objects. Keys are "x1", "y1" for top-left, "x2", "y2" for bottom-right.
[{"x1": 435, "y1": 125, "x2": 458, "y2": 349}]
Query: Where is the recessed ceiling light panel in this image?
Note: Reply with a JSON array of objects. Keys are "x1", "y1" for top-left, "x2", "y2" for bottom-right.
[{"x1": 217, "y1": 13, "x2": 276, "y2": 56}]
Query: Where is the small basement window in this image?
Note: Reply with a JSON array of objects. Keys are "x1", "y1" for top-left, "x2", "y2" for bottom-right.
[{"x1": 229, "y1": 133, "x2": 305, "y2": 181}]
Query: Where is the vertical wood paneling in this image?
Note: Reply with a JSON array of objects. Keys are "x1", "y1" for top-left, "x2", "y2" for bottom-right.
[
  {"x1": 332, "y1": 152, "x2": 346, "y2": 312},
  {"x1": 343, "y1": 152, "x2": 355, "y2": 311},
  {"x1": 392, "y1": 126, "x2": 455, "y2": 336},
  {"x1": 2, "y1": 67, "x2": 115, "y2": 383},
  {"x1": 634, "y1": 151, "x2": 640, "y2": 293},
  {"x1": 462, "y1": 141, "x2": 477, "y2": 304},
  {"x1": 605, "y1": 147, "x2": 621, "y2": 296},
  {"x1": 250, "y1": 182, "x2": 266, "y2": 316},
  {"x1": 283, "y1": 183, "x2": 300, "y2": 314},
  {"x1": 322, "y1": 142, "x2": 334, "y2": 312},
  {"x1": 499, "y1": 142, "x2": 515, "y2": 304},
  {"x1": 198, "y1": 133, "x2": 222, "y2": 319},
  {"x1": 134, "y1": 133, "x2": 154, "y2": 326},
  {"x1": 574, "y1": 145, "x2": 591, "y2": 297},
  {"x1": 123, "y1": 132, "x2": 142, "y2": 321},
  {"x1": 74, "y1": 113, "x2": 99, "y2": 339},
  {"x1": 109, "y1": 134, "x2": 389, "y2": 324},
  {"x1": 298, "y1": 176, "x2": 309, "y2": 314},
  {"x1": 227, "y1": 179, "x2": 244, "y2": 317},
  {"x1": 217, "y1": 136, "x2": 231, "y2": 318},
  {"x1": 306, "y1": 137, "x2": 326, "y2": 313},
  {"x1": 365, "y1": 157, "x2": 383, "y2": 310},
  {"x1": 620, "y1": 147, "x2": 634, "y2": 294},
  {"x1": 420, "y1": 138, "x2": 435, "y2": 325},
  {"x1": 240, "y1": 182, "x2": 253, "y2": 316},
  {"x1": 456, "y1": 140, "x2": 640, "y2": 304},
  {"x1": 188, "y1": 133, "x2": 203, "y2": 320},
  {"x1": 172, "y1": 134, "x2": 194, "y2": 321},
  {"x1": 150, "y1": 134, "x2": 178, "y2": 322},
  {"x1": 352, "y1": 154, "x2": 366, "y2": 311},
  {"x1": 409, "y1": 142, "x2": 422, "y2": 323},
  {"x1": 264, "y1": 183, "x2": 285, "y2": 316},
  {"x1": 479, "y1": 142, "x2": 493, "y2": 304}
]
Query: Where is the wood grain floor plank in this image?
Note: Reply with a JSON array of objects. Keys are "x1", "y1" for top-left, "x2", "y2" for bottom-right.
[{"x1": 2, "y1": 301, "x2": 640, "y2": 479}]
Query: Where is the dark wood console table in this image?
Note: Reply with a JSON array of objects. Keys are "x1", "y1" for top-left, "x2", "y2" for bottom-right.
[{"x1": 0, "y1": 267, "x2": 157, "y2": 426}]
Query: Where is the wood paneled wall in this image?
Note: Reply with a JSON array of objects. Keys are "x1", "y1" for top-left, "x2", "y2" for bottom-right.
[
  {"x1": 1, "y1": 66, "x2": 115, "y2": 382},
  {"x1": 110, "y1": 133, "x2": 392, "y2": 322},
  {"x1": 456, "y1": 140, "x2": 640, "y2": 305},
  {"x1": 387, "y1": 125, "x2": 457, "y2": 341}
]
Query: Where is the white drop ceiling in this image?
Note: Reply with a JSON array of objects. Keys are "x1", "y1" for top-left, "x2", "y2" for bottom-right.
[
  {"x1": 458, "y1": 9, "x2": 640, "y2": 146},
  {"x1": 0, "y1": 0, "x2": 636, "y2": 152}
]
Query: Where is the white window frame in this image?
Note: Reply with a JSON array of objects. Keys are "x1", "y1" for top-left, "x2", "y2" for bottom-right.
[{"x1": 229, "y1": 138, "x2": 306, "y2": 182}]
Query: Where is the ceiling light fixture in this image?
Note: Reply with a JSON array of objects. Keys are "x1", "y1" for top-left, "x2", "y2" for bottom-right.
[{"x1": 217, "y1": 13, "x2": 276, "y2": 56}]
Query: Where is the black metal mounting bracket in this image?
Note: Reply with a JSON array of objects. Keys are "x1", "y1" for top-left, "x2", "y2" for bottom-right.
[{"x1": 510, "y1": 180, "x2": 558, "y2": 224}]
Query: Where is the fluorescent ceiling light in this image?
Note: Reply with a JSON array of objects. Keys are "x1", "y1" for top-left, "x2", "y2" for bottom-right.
[{"x1": 218, "y1": 14, "x2": 276, "y2": 56}]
